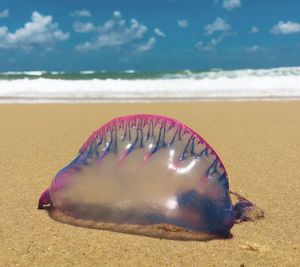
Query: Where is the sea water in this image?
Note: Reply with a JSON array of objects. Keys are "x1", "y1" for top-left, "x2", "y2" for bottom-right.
[{"x1": 0, "y1": 67, "x2": 300, "y2": 103}]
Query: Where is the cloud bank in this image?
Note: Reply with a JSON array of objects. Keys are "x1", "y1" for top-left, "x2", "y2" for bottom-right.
[
  {"x1": 73, "y1": 21, "x2": 96, "y2": 33},
  {"x1": 75, "y1": 11, "x2": 155, "y2": 53},
  {"x1": 196, "y1": 17, "x2": 233, "y2": 51},
  {"x1": 222, "y1": 0, "x2": 241, "y2": 11},
  {"x1": 70, "y1": 10, "x2": 92, "y2": 17},
  {"x1": 270, "y1": 21, "x2": 300, "y2": 35},
  {"x1": 0, "y1": 11, "x2": 69, "y2": 51},
  {"x1": 204, "y1": 17, "x2": 232, "y2": 35},
  {"x1": 136, "y1": 37, "x2": 156, "y2": 52}
]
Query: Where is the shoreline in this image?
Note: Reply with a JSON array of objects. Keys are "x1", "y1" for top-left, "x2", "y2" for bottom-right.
[{"x1": 1, "y1": 96, "x2": 300, "y2": 104}]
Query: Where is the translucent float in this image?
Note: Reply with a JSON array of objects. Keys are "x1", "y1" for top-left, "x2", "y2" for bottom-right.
[{"x1": 38, "y1": 114, "x2": 263, "y2": 240}]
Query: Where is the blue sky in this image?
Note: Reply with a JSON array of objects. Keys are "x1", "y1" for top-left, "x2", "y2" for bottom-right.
[{"x1": 0, "y1": 0, "x2": 299, "y2": 71}]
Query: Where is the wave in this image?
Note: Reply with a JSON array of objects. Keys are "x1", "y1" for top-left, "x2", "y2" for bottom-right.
[
  {"x1": 1, "y1": 66, "x2": 300, "y2": 81},
  {"x1": 79, "y1": 70, "x2": 96, "y2": 74},
  {"x1": 1, "y1": 71, "x2": 46, "y2": 76},
  {"x1": 163, "y1": 67, "x2": 300, "y2": 79},
  {"x1": 0, "y1": 71, "x2": 300, "y2": 103}
]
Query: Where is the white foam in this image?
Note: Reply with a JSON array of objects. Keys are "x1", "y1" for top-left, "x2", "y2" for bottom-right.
[
  {"x1": 0, "y1": 67, "x2": 300, "y2": 103},
  {"x1": 79, "y1": 70, "x2": 96, "y2": 74},
  {"x1": 163, "y1": 67, "x2": 300, "y2": 79},
  {"x1": 124, "y1": 70, "x2": 136, "y2": 73},
  {"x1": 1, "y1": 71, "x2": 46, "y2": 76},
  {"x1": 50, "y1": 71, "x2": 65, "y2": 75}
]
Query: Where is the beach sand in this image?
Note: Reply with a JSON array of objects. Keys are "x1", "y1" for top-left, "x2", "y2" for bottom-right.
[{"x1": 0, "y1": 102, "x2": 299, "y2": 266}]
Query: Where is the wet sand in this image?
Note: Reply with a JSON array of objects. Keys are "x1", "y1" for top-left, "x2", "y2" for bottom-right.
[{"x1": 0, "y1": 102, "x2": 299, "y2": 266}]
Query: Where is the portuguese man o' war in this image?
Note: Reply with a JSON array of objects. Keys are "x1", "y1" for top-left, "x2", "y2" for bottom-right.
[{"x1": 38, "y1": 114, "x2": 263, "y2": 240}]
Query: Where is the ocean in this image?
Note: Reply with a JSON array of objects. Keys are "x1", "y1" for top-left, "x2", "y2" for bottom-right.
[{"x1": 0, "y1": 66, "x2": 300, "y2": 103}]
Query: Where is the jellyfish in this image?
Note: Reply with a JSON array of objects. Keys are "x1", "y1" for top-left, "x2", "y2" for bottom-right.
[{"x1": 38, "y1": 114, "x2": 263, "y2": 240}]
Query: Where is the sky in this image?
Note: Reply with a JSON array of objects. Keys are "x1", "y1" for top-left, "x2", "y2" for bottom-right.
[{"x1": 0, "y1": 0, "x2": 299, "y2": 71}]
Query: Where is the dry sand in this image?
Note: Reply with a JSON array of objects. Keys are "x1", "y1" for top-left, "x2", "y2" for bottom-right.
[{"x1": 0, "y1": 102, "x2": 299, "y2": 266}]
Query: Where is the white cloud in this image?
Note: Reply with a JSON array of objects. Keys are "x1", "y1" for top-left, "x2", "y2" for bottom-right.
[
  {"x1": 245, "y1": 45, "x2": 265, "y2": 52},
  {"x1": 222, "y1": 0, "x2": 241, "y2": 11},
  {"x1": 196, "y1": 32, "x2": 229, "y2": 51},
  {"x1": 70, "y1": 10, "x2": 92, "y2": 17},
  {"x1": 75, "y1": 11, "x2": 155, "y2": 53},
  {"x1": 73, "y1": 21, "x2": 96, "y2": 33},
  {"x1": 195, "y1": 41, "x2": 212, "y2": 51},
  {"x1": 0, "y1": 9, "x2": 9, "y2": 18},
  {"x1": 196, "y1": 17, "x2": 234, "y2": 51},
  {"x1": 177, "y1": 19, "x2": 188, "y2": 28},
  {"x1": 136, "y1": 37, "x2": 156, "y2": 52},
  {"x1": 270, "y1": 21, "x2": 300, "y2": 35},
  {"x1": 0, "y1": 11, "x2": 69, "y2": 51},
  {"x1": 154, "y1": 28, "x2": 166, "y2": 38},
  {"x1": 250, "y1": 26, "x2": 259, "y2": 34},
  {"x1": 204, "y1": 17, "x2": 232, "y2": 35}
]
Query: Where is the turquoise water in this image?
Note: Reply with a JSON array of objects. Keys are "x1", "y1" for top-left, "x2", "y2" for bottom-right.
[{"x1": 0, "y1": 70, "x2": 203, "y2": 80}]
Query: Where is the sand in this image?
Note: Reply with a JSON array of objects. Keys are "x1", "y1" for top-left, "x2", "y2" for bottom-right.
[{"x1": 0, "y1": 102, "x2": 299, "y2": 266}]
